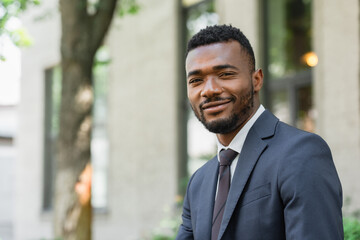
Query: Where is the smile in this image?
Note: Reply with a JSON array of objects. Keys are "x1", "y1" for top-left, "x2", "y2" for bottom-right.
[{"x1": 201, "y1": 99, "x2": 232, "y2": 114}]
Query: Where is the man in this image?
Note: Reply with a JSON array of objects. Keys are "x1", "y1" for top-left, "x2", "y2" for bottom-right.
[{"x1": 176, "y1": 25, "x2": 343, "y2": 240}]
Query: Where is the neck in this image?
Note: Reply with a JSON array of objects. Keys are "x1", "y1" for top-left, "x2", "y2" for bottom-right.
[{"x1": 216, "y1": 130, "x2": 240, "y2": 147}]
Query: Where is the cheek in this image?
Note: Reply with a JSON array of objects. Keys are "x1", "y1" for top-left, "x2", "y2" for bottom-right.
[
  {"x1": 187, "y1": 95, "x2": 197, "y2": 110},
  {"x1": 187, "y1": 89, "x2": 192, "y2": 101},
  {"x1": 233, "y1": 81, "x2": 252, "y2": 94},
  {"x1": 187, "y1": 89, "x2": 200, "y2": 105}
]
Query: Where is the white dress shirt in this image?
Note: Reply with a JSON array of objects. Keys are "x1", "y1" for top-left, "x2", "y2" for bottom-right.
[{"x1": 216, "y1": 105, "x2": 265, "y2": 183}]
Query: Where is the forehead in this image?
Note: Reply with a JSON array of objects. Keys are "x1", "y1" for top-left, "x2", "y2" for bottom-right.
[{"x1": 185, "y1": 41, "x2": 245, "y2": 73}]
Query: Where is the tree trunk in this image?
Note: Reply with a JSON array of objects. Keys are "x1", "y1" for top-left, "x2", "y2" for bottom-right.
[
  {"x1": 55, "y1": 53, "x2": 94, "y2": 240},
  {"x1": 55, "y1": 0, "x2": 118, "y2": 239}
]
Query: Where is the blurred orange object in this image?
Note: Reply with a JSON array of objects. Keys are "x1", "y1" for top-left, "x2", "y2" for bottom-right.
[{"x1": 75, "y1": 163, "x2": 92, "y2": 206}]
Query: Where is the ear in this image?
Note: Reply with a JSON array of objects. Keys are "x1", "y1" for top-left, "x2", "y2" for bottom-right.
[{"x1": 252, "y1": 69, "x2": 263, "y2": 93}]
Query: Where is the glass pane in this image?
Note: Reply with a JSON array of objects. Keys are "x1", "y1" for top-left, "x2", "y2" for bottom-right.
[
  {"x1": 272, "y1": 90, "x2": 291, "y2": 124},
  {"x1": 186, "y1": 1, "x2": 218, "y2": 40},
  {"x1": 51, "y1": 67, "x2": 62, "y2": 136},
  {"x1": 91, "y1": 47, "x2": 110, "y2": 209},
  {"x1": 296, "y1": 86, "x2": 314, "y2": 132},
  {"x1": 267, "y1": 0, "x2": 312, "y2": 79},
  {"x1": 187, "y1": 111, "x2": 217, "y2": 174},
  {"x1": 182, "y1": 0, "x2": 204, "y2": 8},
  {"x1": 43, "y1": 66, "x2": 61, "y2": 211},
  {"x1": 185, "y1": 1, "x2": 218, "y2": 175}
]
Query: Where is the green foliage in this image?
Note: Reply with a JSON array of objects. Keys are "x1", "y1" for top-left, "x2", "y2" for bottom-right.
[
  {"x1": 178, "y1": 176, "x2": 190, "y2": 196},
  {"x1": 8, "y1": 26, "x2": 33, "y2": 46},
  {"x1": 152, "y1": 235, "x2": 175, "y2": 240},
  {"x1": 0, "y1": 0, "x2": 40, "y2": 60},
  {"x1": 150, "y1": 196, "x2": 184, "y2": 240},
  {"x1": 344, "y1": 218, "x2": 360, "y2": 240},
  {"x1": 150, "y1": 212, "x2": 360, "y2": 239},
  {"x1": 150, "y1": 210, "x2": 181, "y2": 240},
  {"x1": 118, "y1": 0, "x2": 140, "y2": 17},
  {"x1": 0, "y1": 0, "x2": 40, "y2": 34}
]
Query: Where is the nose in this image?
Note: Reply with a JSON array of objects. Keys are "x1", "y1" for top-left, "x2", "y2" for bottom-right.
[{"x1": 200, "y1": 77, "x2": 222, "y2": 98}]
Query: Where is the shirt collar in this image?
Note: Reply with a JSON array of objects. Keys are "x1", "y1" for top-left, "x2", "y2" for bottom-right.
[{"x1": 217, "y1": 104, "x2": 265, "y2": 157}]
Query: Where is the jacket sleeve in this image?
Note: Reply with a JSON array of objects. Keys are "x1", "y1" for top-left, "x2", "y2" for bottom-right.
[{"x1": 279, "y1": 134, "x2": 343, "y2": 239}]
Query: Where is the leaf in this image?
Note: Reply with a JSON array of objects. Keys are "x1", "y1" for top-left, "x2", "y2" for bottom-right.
[
  {"x1": 9, "y1": 27, "x2": 33, "y2": 47},
  {"x1": 344, "y1": 218, "x2": 360, "y2": 240},
  {"x1": 118, "y1": 0, "x2": 140, "y2": 17},
  {"x1": 0, "y1": 0, "x2": 40, "y2": 47}
]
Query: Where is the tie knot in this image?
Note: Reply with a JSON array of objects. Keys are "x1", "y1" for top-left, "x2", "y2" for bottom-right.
[{"x1": 219, "y1": 148, "x2": 238, "y2": 166}]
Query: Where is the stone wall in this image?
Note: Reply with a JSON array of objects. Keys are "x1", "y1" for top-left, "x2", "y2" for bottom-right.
[{"x1": 314, "y1": 0, "x2": 360, "y2": 214}]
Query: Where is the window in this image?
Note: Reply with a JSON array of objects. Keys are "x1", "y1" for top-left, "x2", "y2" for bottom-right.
[
  {"x1": 43, "y1": 48, "x2": 109, "y2": 211},
  {"x1": 176, "y1": 0, "x2": 218, "y2": 194},
  {"x1": 43, "y1": 66, "x2": 61, "y2": 211},
  {"x1": 182, "y1": 0, "x2": 218, "y2": 174},
  {"x1": 91, "y1": 48, "x2": 110, "y2": 209},
  {"x1": 261, "y1": 0, "x2": 315, "y2": 132}
]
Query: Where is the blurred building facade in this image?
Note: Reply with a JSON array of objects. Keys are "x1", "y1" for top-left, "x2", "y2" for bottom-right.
[
  {"x1": 0, "y1": 28, "x2": 21, "y2": 240},
  {"x1": 2, "y1": 0, "x2": 359, "y2": 239},
  {"x1": 0, "y1": 105, "x2": 16, "y2": 240}
]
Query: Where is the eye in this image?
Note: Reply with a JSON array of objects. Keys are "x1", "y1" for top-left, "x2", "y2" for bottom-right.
[
  {"x1": 188, "y1": 78, "x2": 203, "y2": 85},
  {"x1": 219, "y1": 72, "x2": 236, "y2": 78}
]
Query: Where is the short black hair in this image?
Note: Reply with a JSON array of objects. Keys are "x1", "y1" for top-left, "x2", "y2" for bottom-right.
[{"x1": 186, "y1": 24, "x2": 255, "y2": 72}]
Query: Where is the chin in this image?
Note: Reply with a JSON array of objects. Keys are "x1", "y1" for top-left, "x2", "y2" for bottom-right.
[{"x1": 202, "y1": 114, "x2": 240, "y2": 134}]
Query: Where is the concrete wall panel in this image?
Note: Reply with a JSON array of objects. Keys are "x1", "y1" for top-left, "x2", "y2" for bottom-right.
[{"x1": 314, "y1": 0, "x2": 360, "y2": 214}]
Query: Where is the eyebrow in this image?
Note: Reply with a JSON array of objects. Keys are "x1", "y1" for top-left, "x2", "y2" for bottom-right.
[
  {"x1": 187, "y1": 64, "x2": 239, "y2": 78},
  {"x1": 187, "y1": 70, "x2": 201, "y2": 78},
  {"x1": 213, "y1": 64, "x2": 239, "y2": 71}
]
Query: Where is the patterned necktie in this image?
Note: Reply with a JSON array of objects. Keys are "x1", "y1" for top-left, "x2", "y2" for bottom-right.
[{"x1": 211, "y1": 148, "x2": 238, "y2": 240}]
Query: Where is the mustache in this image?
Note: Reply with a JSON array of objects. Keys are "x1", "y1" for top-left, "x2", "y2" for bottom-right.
[{"x1": 199, "y1": 96, "x2": 235, "y2": 109}]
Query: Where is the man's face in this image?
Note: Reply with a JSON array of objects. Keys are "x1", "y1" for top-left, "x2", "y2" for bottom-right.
[{"x1": 186, "y1": 41, "x2": 262, "y2": 134}]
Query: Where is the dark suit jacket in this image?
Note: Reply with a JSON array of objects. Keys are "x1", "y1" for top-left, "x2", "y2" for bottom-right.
[{"x1": 176, "y1": 110, "x2": 343, "y2": 240}]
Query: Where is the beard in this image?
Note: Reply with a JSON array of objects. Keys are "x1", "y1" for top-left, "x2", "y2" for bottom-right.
[{"x1": 191, "y1": 87, "x2": 255, "y2": 134}]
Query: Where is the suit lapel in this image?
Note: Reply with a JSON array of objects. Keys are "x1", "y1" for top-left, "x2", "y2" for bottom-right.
[
  {"x1": 217, "y1": 110, "x2": 278, "y2": 240},
  {"x1": 217, "y1": 133, "x2": 267, "y2": 239},
  {"x1": 195, "y1": 157, "x2": 219, "y2": 240}
]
